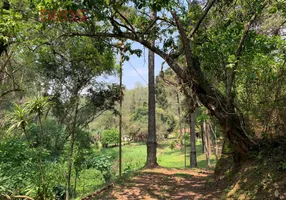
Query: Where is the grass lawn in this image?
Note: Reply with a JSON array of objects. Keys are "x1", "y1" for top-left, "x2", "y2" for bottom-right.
[
  {"x1": 99, "y1": 138, "x2": 217, "y2": 174},
  {"x1": 158, "y1": 139, "x2": 216, "y2": 168},
  {"x1": 100, "y1": 143, "x2": 147, "y2": 173},
  {"x1": 78, "y1": 139, "x2": 217, "y2": 198}
]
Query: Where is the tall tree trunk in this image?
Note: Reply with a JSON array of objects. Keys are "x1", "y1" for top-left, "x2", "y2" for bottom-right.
[
  {"x1": 119, "y1": 41, "x2": 123, "y2": 177},
  {"x1": 146, "y1": 11, "x2": 158, "y2": 168},
  {"x1": 189, "y1": 112, "x2": 197, "y2": 168}
]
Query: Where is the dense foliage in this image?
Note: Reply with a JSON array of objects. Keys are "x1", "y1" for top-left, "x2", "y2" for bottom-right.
[
  {"x1": 1, "y1": 0, "x2": 286, "y2": 199},
  {"x1": 101, "y1": 129, "x2": 119, "y2": 148}
]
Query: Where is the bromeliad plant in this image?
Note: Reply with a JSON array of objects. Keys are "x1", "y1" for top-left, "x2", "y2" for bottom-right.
[{"x1": 6, "y1": 96, "x2": 52, "y2": 199}]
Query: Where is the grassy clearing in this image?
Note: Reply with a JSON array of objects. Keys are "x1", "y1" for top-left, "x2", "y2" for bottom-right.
[
  {"x1": 78, "y1": 139, "x2": 217, "y2": 198},
  {"x1": 99, "y1": 138, "x2": 216, "y2": 174},
  {"x1": 158, "y1": 139, "x2": 216, "y2": 168}
]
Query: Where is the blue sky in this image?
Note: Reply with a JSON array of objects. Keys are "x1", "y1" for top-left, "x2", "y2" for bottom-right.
[{"x1": 104, "y1": 42, "x2": 166, "y2": 90}]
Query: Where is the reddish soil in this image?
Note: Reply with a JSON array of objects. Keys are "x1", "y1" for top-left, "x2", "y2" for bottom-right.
[{"x1": 86, "y1": 168, "x2": 222, "y2": 200}]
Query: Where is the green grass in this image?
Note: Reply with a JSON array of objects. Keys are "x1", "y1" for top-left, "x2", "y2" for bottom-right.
[
  {"x1": 100, "y1": 143, "x2": 147, "y2": 173},
  {"x1": 100, "y1": 139, "x2": 216, "y2": 172},
  {"x1": 78, "y1": 139, "x2": 217, "y2": 198},
  {"x1": 157, "y1": 139, "x2": 216, "y2": 168}
]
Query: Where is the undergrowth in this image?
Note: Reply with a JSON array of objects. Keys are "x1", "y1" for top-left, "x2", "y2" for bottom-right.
[{"x1": 214, "y1": 138, "x2": 286, "y2": 199}]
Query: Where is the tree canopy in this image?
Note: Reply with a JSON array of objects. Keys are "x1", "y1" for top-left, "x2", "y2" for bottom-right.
[{"x1": 1, "y1": 0, "x2": 286, "y2": 199}]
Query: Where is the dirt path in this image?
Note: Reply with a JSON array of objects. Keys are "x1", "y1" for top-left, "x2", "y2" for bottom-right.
[{"x1": 87, "y1": 168, "x2": 222, "y2": 200}]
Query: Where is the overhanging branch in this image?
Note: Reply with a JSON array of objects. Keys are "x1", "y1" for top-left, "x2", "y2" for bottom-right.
[
  {"x1": 188, "y1": 0, "x2": 216, "y2": 38},
  {"x1": 62, "y1": 31, "x2": 186, "y2": 79}
]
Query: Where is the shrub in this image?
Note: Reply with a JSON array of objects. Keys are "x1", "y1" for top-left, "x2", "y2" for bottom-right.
[
  {"x1": 101, "y1": 129, "x2": 119, "y2": 148},
  {"x1": 87, "y1": 155, "x2": 112, "y2": 182},
  {"x1": 169, "y1": 141, "x2": 176, "y2": 150}
]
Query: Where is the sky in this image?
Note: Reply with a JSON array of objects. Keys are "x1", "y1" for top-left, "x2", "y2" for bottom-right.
[{"x1": 103, "y1": 42, "x2": 166, "y2": 90}]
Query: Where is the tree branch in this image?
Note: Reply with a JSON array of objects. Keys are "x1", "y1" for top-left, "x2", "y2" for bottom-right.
[
  {"x1": 234, "y1": 1, "x2": 267, "y2": 62},
  {"x1": 142, "y1": 18, "x2": 159, "y2": 35},
  {"x1": 79, "y1": 109, "x2": 106, "y2": 130},
  {"x1": 227, "y1": 0, "x2": 268, "y2": 97},
  {"x1": 1, "y1": 195, "x2": 34, "y2": 200},
  {"x1": 62, "y1": 31, "x2": 186, "y2": 79},
  {"x1": 1, "y1": 49, "x2": 13, "y2": 73},
  {"x1": 171, "y1": 12, "x2": 193, "y2": 68},
  {"x1": 0, "y1": 88, "x2": 23, "y2": 99},
  {"x1": 110, "y1": 16, "x2": 133, "y2": 33},
  {"x1": 116, "y1": 11, "x2": 138, "y2": 37},
  {"x1": 160, "y1": 72, "x2": 179, "y2": 87},
  {"x1": 188, "y1": 0, "x2": 216, "y2": 38},
  {"x1": 62, "y1": 23, "x2": 255, "y2": 154}
]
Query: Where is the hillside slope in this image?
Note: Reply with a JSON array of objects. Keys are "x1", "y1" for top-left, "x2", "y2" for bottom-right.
[{"x1": 215, "y1": 141, "x2": 286, "y2": 199}]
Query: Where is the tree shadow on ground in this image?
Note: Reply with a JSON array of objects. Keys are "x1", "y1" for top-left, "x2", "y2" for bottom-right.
[{"x1": 90, "y1": 168, "x2": 222, "y2": 200}]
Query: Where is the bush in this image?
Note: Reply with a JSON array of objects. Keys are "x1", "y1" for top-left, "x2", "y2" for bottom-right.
[
  {"x1": 0, "y1": 139, "x2": 36, "y2": 194},
  {"x1": 0, "y1": 139, "x2": 67, "y2": 199},
  {"x1": 101, "y1": 129, "x2": 119, "y2": 148},
  {"x1": 86, "y1": 155, "x2": 112, "y2": 183},
  {"x1": 169, "y1": 141, "x2": 176, "y2": 150}
]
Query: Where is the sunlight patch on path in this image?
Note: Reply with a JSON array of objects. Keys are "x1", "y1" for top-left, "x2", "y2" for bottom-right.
[{"x1": 89, "y1": 168, "x2": 222, "y2": 200}]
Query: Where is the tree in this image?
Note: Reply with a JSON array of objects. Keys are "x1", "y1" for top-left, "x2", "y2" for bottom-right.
[
  {"x1": 182, "y1": 88, "x2": 198, "y2": 168},
  {"x1": 60, "y1": 0, "x2": 265, "y2": 157},
  {"x1": 2, "y1": 0, "x2": 286, "y2": 198},
  {"x1": 0, "y1": 0, "x2": 35, "y2": 100},
  {"x1": 156, "y1": 68, "x2": 183, "y2": 144},
  {"x1": 202, "y1": 119, "x2": 212, "y2": 168},
  {"x1": 146, "y1": 10, "x2": 158, "y2": 168},
  {"x1": 101, "y1": 129, "x2": 120, "y2": 148},
  {"x1": 189, "y1": 112, "x2": 197, "y2": 168},
  {"x1": 32, "y1": 35, "x2": 120, "y2": 199}
]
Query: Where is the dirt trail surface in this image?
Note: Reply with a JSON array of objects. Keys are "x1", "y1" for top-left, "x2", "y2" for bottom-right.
[{"x1": 87, "y1": 168, "x2": 222, "y2": 200}]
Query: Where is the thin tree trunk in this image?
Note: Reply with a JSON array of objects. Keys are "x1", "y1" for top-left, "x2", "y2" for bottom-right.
[
  {"x1": 74, "y1": 170, "x2": 78, "y2": 198},
  {"x1": 119, "y1": 42, "x2": 123, "y2": 177},
  {"x1": 38, "y1": 115, "x2": 46, "y2": 200},
  {"x1": 206, "y1": 121, "x2": 213, "y2": 158},
  {"x1": 184, "y1": 119, "x2": 187, "y2": 168},
  {"x1": 66, "y1": 100, "x2": 79, "y2": 200},
  {"x1": 210, "y1": 122, "x2": 219, "y2": 161},
  {"x1": 146, "y1": 10, "x2": 158, "y2": 168},
  {"x1": 203, "y1": 120, "x2": 211, "y2": 168},
  {"x1": 190, "y1": 112, "x2": 197, "y2": 168},
  {"x1": 66, "y1": 130, "x2": 75, "y2": 200},
  {"x1": 201, "y1": 123, "x2": 205, "y2": 153},
  {"x1": 176, "y1": 92, "x2": 183, "y2": 145}
]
